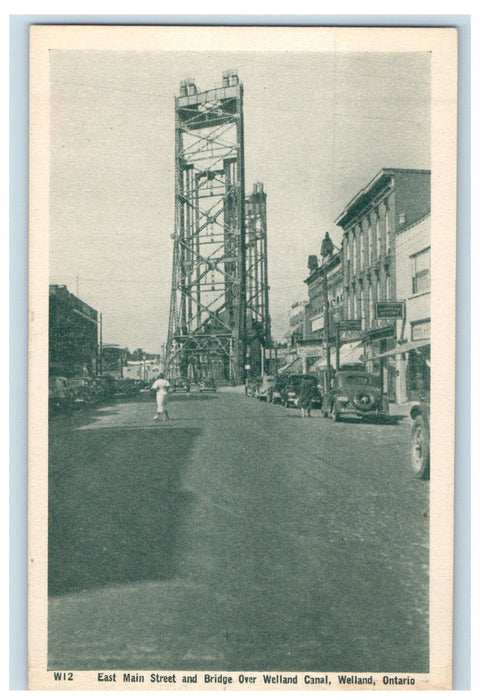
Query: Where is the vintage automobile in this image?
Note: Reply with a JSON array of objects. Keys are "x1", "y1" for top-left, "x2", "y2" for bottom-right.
[
  {"x1": 199, "y1": 377, "x2": 217, "y2": 392},
  {"x1": 68, "y1": 376, "x2": 99, "y2": 406},
  {"x1": 255, "y1": 374, "x2": 275, "y2": 400},
  {"x1": 409, "y1": 402, "x2": 430, "y2": 480},
  {"x1": 113, "y1": 378, "x2": 140, "y2": 399},
  {"x1": 245, "y1": 376, "x2": 260, "y2": 398},
  {"x1": 49, "y1": 376, "x2": 73, "y2": 411},
  {"x1": 93, "y1": 375, "x2": 116, "y2": 403},
  {"x1": 169, "y1": 377, "x2": 191, "y2": 393},
  {"x1": 280, "y1": 374, "x2": 322, "y2": 409},
  {"x1": 267, "y1": 373, "x2": 289, "y2": 403},
  {"x1": 322, "y1": 370, "x2": 388, "y2": 421}
]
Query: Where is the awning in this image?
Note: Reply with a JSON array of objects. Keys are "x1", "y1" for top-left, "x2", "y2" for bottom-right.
[
  {"x1": 340, "y1": 341, "x2": 365, "y2": 365},
  {"x1": 371, "y1": 339, "x2": 430, "y2": 360},
  {"x1": 278, "y1": 357, "x2": 303, "y2": 374},
  {"x1": 309, "y1": 341, "x2": 364, "y2": 371}
]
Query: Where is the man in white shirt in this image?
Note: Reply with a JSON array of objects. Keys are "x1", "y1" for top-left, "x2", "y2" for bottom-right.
[{"x1": 151, "y1": 373, "x2": 171, "y2": 421}]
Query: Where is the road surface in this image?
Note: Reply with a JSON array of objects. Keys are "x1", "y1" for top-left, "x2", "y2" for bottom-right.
[{"x1": 48, "y1": 388, "x2": 429, "y2": 672}]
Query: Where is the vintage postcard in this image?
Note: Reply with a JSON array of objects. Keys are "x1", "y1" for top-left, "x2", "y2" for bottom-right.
[{"x1": 29, "y1": 25, "x2": 457, "y2": 690}]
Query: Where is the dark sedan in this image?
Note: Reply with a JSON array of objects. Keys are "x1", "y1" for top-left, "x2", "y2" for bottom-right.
[
  {"x1": 323, "y1": 370, "x2": 388, "y2": 422},
  {"x1": 280, "y1": 374, "x2": 322, "y2": 409}
]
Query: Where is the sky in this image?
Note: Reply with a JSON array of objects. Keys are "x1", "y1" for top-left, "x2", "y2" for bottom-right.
[{"x1": 49, "y1": 50, "x2": 430, "y2": 353}]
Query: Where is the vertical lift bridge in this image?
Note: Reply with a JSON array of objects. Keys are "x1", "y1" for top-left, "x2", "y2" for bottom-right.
[{"x1": 166, "y1": 71, "x2": 270, "y2": 383}]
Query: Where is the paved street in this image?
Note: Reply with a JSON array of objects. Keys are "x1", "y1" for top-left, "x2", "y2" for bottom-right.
[{"x1": 48, "y1": 388, "x2": 429, "y2": 672}]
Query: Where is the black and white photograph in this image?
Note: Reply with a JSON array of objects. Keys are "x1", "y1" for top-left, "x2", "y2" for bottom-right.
[{"x1": 28, "y1": 25, "x2": 457, "y2": 690}]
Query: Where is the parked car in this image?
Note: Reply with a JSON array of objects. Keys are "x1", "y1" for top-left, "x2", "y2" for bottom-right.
[
  {"x1": 113, "y1": 378, "x2": 140, "y2": 399},
  {"x1": 245, "y1": 376, "x2": 259, "y2": 397},
  {"x1": 49, "y1": 376, "x2": 72, "y2": 410},
  {"x1": 169, "y1": 377, "x2": 190, "y2": 393},
  {"x1": 68, "y1": 376, "x2": 98, "y2": 406},
  {"x1": 267, "y1": 374, "x2": 289, "y2": 403},
  {"x1": 322, "y1": 370, "x2": 388, "y2": 421},
  {"x1": 199, "y1": 377, "x2": 217, "y2": 392},
  {"x1": 93, "y1": 375, "x2": 116, "y2": 403},
  {"x1": 280, "y1": 374, "x2": 322, "y2": 409},
  {"x1": 409, "y1": 402, "x2": 430, "y2": 480},
  {"x1": 255, "y1": 374, "x2": 275, "y2": 400}
]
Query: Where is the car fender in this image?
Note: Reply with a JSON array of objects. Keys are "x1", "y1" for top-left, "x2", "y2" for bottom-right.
[{"x1": 410, "y1": 402, "x2": 430, "y2": 426}]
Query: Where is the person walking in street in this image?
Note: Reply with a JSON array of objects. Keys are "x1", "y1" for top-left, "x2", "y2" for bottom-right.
[
  {"x1": 151, "y1": 373, "x2": 170, "y2": 421},
  {"x1": 298, "y1": 376, "x2": 314, "y2": 418}
]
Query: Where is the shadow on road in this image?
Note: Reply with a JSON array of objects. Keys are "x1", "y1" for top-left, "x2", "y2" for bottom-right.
[{"x1": 48, "y1": 424, "x2": 200, "y2": 596}]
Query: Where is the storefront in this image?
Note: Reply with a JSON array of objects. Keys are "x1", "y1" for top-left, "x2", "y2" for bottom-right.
[{"x1": 363, "y1": 324, "x2": 397, "y2": 400}]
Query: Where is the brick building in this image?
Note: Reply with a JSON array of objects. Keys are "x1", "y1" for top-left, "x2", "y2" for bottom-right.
[
  {"x1": 49, "y1": 285, "x2": 99, "y2": 378},
  {"x1": 335, "y1": 168, "x2": 430, "y2": 399},
  {"x1": 392, "y1": 213, "x2": 431, "y2": 402}
]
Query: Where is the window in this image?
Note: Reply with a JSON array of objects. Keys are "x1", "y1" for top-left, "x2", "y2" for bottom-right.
[
  {"x1": 411, "y1": 247, "x2": 431, "y2": 294},
  {"x1": 375, "y1": 211, "x2": 381, "y2": 257},
  {"x1": 368, "y1": 283, "x2": 374, "y2": 327},
  {"x1": 386, "y1": 271, "x2": 391, "y2": 300},
  {"x1": 360, "y1": 226, "x2": 365, "y2": 268},
  {"x1": 352, "y1": 234, "x2": 357, "y2": 274},
  {"x1": 363, "y1": 224, "x2": 369, "y2": 267},
  {"x1": 358, "y1": 286, "x2": 365, "y2": 328},
  {"x1": 368, "y1": 219, "x2": 373, "y2": 261},
  {"x1": 385, "y1": 200, "x2": 391, "y2": 252},
  {"x1": 345, "y1": 237, "x2": 351, "y2": 278}
]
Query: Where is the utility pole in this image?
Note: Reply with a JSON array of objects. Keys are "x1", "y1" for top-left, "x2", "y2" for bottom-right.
[
  {"x1": 335, "y1": 325, "x2": 341, "y2": 371},
  {"x1": 99, "y1": 312, "x2": 103, "y2": 376},
  {"x1": 323, "y1": 262, "x2": 332, "y2": 388}
]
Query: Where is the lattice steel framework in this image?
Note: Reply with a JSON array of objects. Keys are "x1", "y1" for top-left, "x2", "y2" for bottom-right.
[
  {"x1": 245, "y1": 182, "x2": 271, "y2": 348},
  {"x1": 166, "y1": 71, "x2": 246, "y2": 383}
]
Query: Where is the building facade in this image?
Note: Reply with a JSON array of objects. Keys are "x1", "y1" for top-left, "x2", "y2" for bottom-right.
[
  {"x1": 288, "y1": 300, "x2": 308, "y2": 346},
  {"x1": 393, "y1": 213, "x2": 431, "y2": 402},
  {"x1": 100, "y1": 344, "x2": 129, "y2": 380},
  {"x1": 49, "y1": 285, "x2": 99, "y2": 378},
  {"x1": 304, "y1": 249, "x2": 344, "y2": 342},
  {"x1": 335, "y1": 168, "x2": 431, "y2": 399}
]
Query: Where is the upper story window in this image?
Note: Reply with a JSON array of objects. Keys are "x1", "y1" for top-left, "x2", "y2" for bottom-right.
[
  {"x1": 352, "y1": 233, "x2": 357, "y2": 274},
  {"x1": 375, "y1": 210, "x2": 381, "y2": 258},
  {"x1": 363, "y1": 223, "x2": 369, "y2": 268},
  {"x1": 368, "y1": 218, "x2": 373, "y2": 261},
  {"x1": 360, "y1": 226, "x2": 365, "y2": 269},
  {"x1": 368, "y1": 282, "x2": 374, "y2": 326},
  {"x1": 385, "y1": 199, "x2": 391, "y2": 252},
  {"x1": 358, "y1": 286, "x2": 365, "y2": 328},
  {"x1": 411, "y1": 247, "x2": 431, "y2": 294},
  {"x1": 345, "y1": 236, "x2": 351, "y2": 278}
]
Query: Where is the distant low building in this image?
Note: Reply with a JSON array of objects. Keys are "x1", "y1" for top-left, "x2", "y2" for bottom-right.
[
  {"x1": 49, "y1": 284, "x2": 98, "y2": 378},
  {"x1": 100, "y1": 344, "x2": 128, "y2": 380},
  {"x1": 123, "y1": 358, "x2": 162, "y2": 382}
]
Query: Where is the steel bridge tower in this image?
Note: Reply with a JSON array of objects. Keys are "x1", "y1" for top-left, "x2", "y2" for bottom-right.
[
  {"x1": 245, "y1": 182, "x2": 271, "y2": 375},
  {"x1": 166, "y1": 71, "x2": 270, "y2": 384}
]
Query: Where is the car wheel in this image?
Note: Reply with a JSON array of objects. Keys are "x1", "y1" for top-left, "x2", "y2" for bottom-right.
[{"x1": 411, "y1": 415, "x2": 430, "y2": 480}]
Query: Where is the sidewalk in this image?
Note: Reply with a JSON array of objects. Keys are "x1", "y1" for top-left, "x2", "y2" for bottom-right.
[{"x1": 389, "y1": 401, "x2": 414, "y2": 418}]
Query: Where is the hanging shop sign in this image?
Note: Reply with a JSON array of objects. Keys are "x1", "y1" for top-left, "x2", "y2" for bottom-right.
[
  {"x1": 411, "y1": 319, "x2": 430, "y2": 341},
  {"x1": 336, "y1": 319, "x2": 362, "y2": 332},
  {"x1": 375, "y1": 301, "x2": 405, "y2": 319}
]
